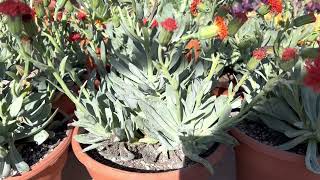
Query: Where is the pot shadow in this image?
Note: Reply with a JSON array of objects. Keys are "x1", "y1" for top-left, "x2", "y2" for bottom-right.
[{"x1": 178, "y1": 135, "x2": 236, "y2": 180}]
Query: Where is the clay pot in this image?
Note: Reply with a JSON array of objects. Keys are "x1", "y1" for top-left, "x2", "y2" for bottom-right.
[
  {"x1": 52, "y1": 93, "x2": 76, "y2": 115},
  {"x1": 72, "y1": 127, "x2": 229, "y2": 180},
  {"x1": 7, "y1": 129, "x2": 73, "y2": 180},
  {"x1": 231, "y1": 128, "x2": 320, "y2": 180}
]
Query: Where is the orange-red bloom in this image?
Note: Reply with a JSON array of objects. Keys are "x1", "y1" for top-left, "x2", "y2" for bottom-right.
[
  {"x1": 190, "y1": 0, "x2": 201, "y2": 16},
  {"x1": 214, "y1": 16, "x2": 228, "y2": 40},
  {"x1": 253, "y1": 48, "x2": 267, "y2": 60},
  {"x1": 160, "y1": 18, "x2": 178, "y2": 32},
  {"x1": 267, "y1": 0, "x2": 283, "y2": 14},
  {"x1": 304, "y1": 58, "x2": 320, "y2": 93},
  {"x1": 185, "y1": 39, "x2": 201, "y2": 62},
  {"x1": 281, "y1": 48, "x2": 297, "y2": 61}
]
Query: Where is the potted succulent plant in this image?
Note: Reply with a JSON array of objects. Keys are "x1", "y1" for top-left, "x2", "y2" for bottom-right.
[
  {"x1": 67, "y1": 0, "x2": 240, "y2": 179},
  {"x1": 34, "y1": 0, "x2": 273, "y2": 179},
  {"x1": 0, "y1": 0, "x2": 78, "y2": 179},
  {"x1": 0, "y1": 80, "x2": 72, "y2": 180},
  {"x1": 229, "y1": 1, "x2": 320, "y2": 180}
]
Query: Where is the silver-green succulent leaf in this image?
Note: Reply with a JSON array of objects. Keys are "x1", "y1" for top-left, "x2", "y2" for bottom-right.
[
  {"x1": 0, "y1": 81, "x2": 55, "y2": 178},
  {"x1": 252, "y1": 83, "x2": 320, "y2": 174}
]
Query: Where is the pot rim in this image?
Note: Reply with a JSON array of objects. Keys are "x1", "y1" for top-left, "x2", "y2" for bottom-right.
[
  {"x1": 72, "y1": 127, "x2": 228, "y2": 177},
  {"x1": 6, "y1": 128, "x2": 73, "y2": 180},
  {"x1": 230, "y1": 128, "x2": 318, "y2": 162}
]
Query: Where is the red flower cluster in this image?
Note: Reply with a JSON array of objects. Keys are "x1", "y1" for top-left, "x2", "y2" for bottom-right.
[
  {"x1": 68, "y1": 32, "x2": 81, "y2": 42},
  {"x1": 304, "y1": 58, "x2": 320, "y2": 93},
  {"x1": 253, "y1": 48, "x2": 267, "y2": 60},
  {"x1": 142, "y1": 18, "x2": 148, "y2": 25},
  {"x1": 151, "y1": 19, "x2": 158, "y2": 29},
  {"x1": 0, "y1": 0, "x2": 33, "y2": 21},
  {"x1": 281, "y1": 48, "x2": 297, "y2": 61},
  {"x1": 142, "y1": 18, "x2": 158, "y2": 29},
  {"x1": 214, "y1": 16, "x2": 228, "y2": 40},
  {"x1": 160, "y1": 18, "x2": 178, "y2": 32},
  {"x1": 190, "y1": 0, "x2": 201, "y2": 16},
  {"x1": 77, "y1": 11, "x2": 87, "y2": 21},
  {"x1": 266, "y1": 0, "x2": 283, "y2": 14}
]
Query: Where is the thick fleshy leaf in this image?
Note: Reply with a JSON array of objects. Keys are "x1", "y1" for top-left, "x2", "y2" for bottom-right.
[
  {"x1": 8, "y1": 140, "x2": 29, "y2": 173},
  {"x1": 305, "y1": 140, "x2": 320, "y2": 174}
]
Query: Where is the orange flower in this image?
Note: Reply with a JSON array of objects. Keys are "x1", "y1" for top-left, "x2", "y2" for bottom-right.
[
  {"x1": 190, "y1": 0, "x2": 201, "y2": 16},
  {"x1": 267, "y1": 0, "x2": 282, "y2": 14},
  {"x1": 214, "y1": 16, "x2": 228, "y2": 40},
  {"x1": 185, "y1": 39, "x2": 201, "y2": 62},
  {"x1": 95, "y1": 19, "x2": 106, "y2": 29}
]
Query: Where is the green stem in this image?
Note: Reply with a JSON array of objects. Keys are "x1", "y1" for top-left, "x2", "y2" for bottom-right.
[
  {"x1": 23, "y1": 60, "x2": 30, "y2": 80},
  {"x1": 158, "y1": 45, "x2": 164, "y2": 65},
  {"x1": 52, "y1": 71, "x2": 87, "y2": 113},
  {"x1": 159, "y1": 54, "x2": 181, "y2": 122},
  {"x1": 142, "y1": 27, "x2": 153, "y2": 80},
  {"x1": 195, "y1": 54, "x2": 220, "y2": 109},
  {"x1": 229, "y1": 71, "x2": 250, "y2": 102},
  {"x1": 205, "y1": 54, "x2": 220, "y2": 82}
]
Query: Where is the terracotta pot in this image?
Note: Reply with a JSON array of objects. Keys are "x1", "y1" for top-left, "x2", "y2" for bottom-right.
[
  {"x1": 72, "y1": 127, "x2": 228, "y2": 180},
  {"x1": 231, "y1": 128, "x2": 320, "y2": 180},
  {"x1": 7, "y1": 129, "x2": 73, "y2": 180},
  {"x1": 53, "y1": 93, "x2": 75, "y2": 115}
]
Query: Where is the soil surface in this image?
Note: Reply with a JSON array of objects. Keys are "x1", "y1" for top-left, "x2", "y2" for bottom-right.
[
  {"x1": 237, "y1": 120, "x2": 320, "y2": 155},
  {"x1": 11, "y1": 112, "x2": 69, "y2": 176},
  {"x1": 85, "y1": 140, "x2": 218, "y2": 173}
]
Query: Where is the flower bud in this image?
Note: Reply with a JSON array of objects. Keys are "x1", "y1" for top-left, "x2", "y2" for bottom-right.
[
  {"x1": 198, "y1": 3, "x2": 210, "y2": 13},
  {"x1": 112, "y1": 15, "x2": 120, "y2": 28},
  {"x1": 292, "y1": 14, "x2": 316, "y2": 27},
  {"x1": 159, "y1": 30, "x2": 174, "y2": 46},
  {"x1": 257, "y1": 4, "x2": 270, "y2": 16},
  {"x1": 197, "y1": 24, "x2": 219, "y2": 40},
  {"x1": 247, "y1": 57, "x2": 260, "y2": 72},
  {"x1": 197, "y1": 16, "x2": 228, "y2": 40},
  {"x1": 279, "y1": 48, "x2": 297, "y2": 71},
  {"x1": 247, "y1": 48, "x2": 267, "y2": 72},
  {"x1": 279, "y1": 59, "x2": 297, "y2": 71},
  {"x1": 159, "y1": 18, "x2": 177, "y2": 46},
  {"x1": 7, "y1": 16, "x2": 23, "y2": 36}
]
